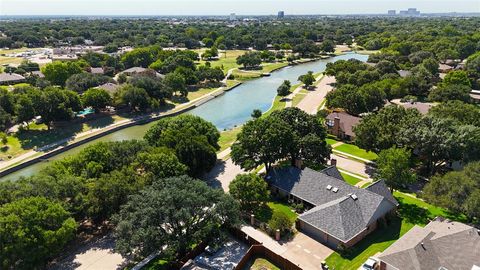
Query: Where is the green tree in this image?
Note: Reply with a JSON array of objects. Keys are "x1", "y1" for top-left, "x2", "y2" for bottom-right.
[
  {"x1": 428, "y1": 101, "x2": 480, "y2": 126},
  {"x1": 354, "y1": 105, "x2": 421, "y2": 152},
  {"x1": 277, "y1": 80, "x2": 291, "y2": 96},
  {"x1": 15, "y1": 94, "x2": 35, "y2": 125},
  {"x1": 442, "y1": 70, "x2": 471, "y2": 87},
  {"x1": 144, "y1": 115, "x2": 219, "y2": 176},
  {"x1": 423, "y1": 162, "x2": 480, "y2": 221},
  {"x1": 117, "y1": 85, "x2": 150, "y2": 112},
  {"x1": 0, "y1": 197, "x2": 77, "y2": 269},
  {"x1": 231, "y1": 116, "x2": 294, "y2": 171},
  {"x1": 65, "y1": 73, "x2": 112, "y2": 93},
  {"x1": 251, "y1": 109, "x2": 262, "y2": 119},
  {"x1": 236, "y1": 52, "x2": 262, "y2": 69},
  {"x1": 82, "y1": 88, "x2": 111, "y2": 112},
  {"x1": 114, "y1": 176, "x2": 240, "y2": 257},
  {"x1": 428, "y1": 84, "x2": 471, "y2": 103},
  {"x1": 298, "y1": 71, "x2": 315, "y2": 89},
  {"x1": 34, "y1": 87, "x2": 82, "y2": 129},
  {"x1": 229, "y1": 173, "x2": 270, "y2": 211},
  {"x1": 0, "y1": 132, "x2": 7, "y2": 146},
  {"x1": 268, "y1": 210, "x2": 293, "y2": 234},
  {"x1": 164, "y1": 72, "x2": 187, "y2": 97},
  {"x1": 319, "y1": 40, "x2": 335, "y2": 53},
  {"x1": 42, "y1": 61, "x2": 82, "y2": 86},
  {"x1": 375, "y1": 147, "x2": 416, "y2": 192}
]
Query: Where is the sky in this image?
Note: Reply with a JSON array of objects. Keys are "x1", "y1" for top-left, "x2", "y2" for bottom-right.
[{"x1": 1, "y1": 0, "x2": 479, "y2": 16}]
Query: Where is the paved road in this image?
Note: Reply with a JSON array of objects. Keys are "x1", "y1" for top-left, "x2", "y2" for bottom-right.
[
  {"x1": 331, "y1": 153, "x2": 373, "y2": 179},
  {"x1": 296, "y1": 76, "x2": 335, "y2": 114}
]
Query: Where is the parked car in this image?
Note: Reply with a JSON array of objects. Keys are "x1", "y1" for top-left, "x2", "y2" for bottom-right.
[{"x1": 361, "y1": 257, "x2": 378, "y2": 270}]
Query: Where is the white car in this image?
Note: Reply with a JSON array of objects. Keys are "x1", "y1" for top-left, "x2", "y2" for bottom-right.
[{"x1": 361, "y1": 257, "x2": 378, "y2": 270}]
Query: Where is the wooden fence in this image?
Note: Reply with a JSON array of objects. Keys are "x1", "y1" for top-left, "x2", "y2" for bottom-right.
[{"x1": 235, "y1": 244, "x2": 302, "y2": 270}]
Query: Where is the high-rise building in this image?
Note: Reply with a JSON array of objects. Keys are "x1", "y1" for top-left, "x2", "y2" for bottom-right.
[
  {"x1": 229, "y1": 13, "x2": 236, "y2": 21},
  {"x1": 387, "y1": 10, "x2": 396, "y2": 16},
  {"x1": 277, "y1": 11, "x2": 285, "y2": 19},
  {"x1": 399, "y1": 8, "x2": 420, "y2": 16}
]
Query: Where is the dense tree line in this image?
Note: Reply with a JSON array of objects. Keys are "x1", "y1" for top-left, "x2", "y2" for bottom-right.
[{"x1": 0, "y1": 114, "x2": 229, "y2": 268}]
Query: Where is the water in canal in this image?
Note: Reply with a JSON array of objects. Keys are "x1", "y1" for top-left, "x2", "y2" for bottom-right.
[{"x1": 1, "y1": 53, "x2": 368, "y2": 181}]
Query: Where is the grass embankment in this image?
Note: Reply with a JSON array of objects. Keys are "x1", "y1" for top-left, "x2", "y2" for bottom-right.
[
  {"x1": 325, "y1": 191, "x2": 467, "y2": 270},
  {"x1": 232, "y1": 62, "x2": 288, "y2": 81},
  {"x1": 196, "y1": 49, "x2": 246, "y2": 73},
  {"x1": 217, "y1": 126, "x2": 242, "y2": 152}
]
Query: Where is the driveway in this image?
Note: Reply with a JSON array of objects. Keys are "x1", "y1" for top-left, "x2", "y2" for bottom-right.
[
  {"x1": 204, "y1": 158, "x2": 244, "y2": 192},
  {"x1": 332, "y1": 153, "x2": 373, "y2": 179},
  {"x1": 282, "y1": 233, "x2": 333, "y2": 269},
  {"x1": 49, "y1": 234, "x2": 126, "y2": 270},
  {"x1": 296, "y1": 76, "x2": 336, "y2": 114}
]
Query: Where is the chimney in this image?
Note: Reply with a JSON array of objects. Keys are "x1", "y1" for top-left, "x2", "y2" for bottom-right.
[
  {"x1": 333, "y1": 116, "x2": 341, "y2": 136},
  {"x1": 330, "y1": 158, "x2": 337, "y2": 166},
  {"x1": 421, "y1": 242, "x2": 426, "y2": 250},
  {"x1": 294, "y1": 158, "x2": 303, "y2": 169}
]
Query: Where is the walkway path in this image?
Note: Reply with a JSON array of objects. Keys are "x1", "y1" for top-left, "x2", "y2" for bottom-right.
[{"x1": 296, "y1": 76, "x2": 335, "y2": 114}]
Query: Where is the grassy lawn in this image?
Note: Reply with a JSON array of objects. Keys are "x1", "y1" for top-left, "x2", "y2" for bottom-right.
[
  {"x1": 197, "y1": 49, "x2": 246, "y2": 72},
  {"x1": 326, "y1": 137, "x2": 340, "y2": 146},
  {"x1": 186, "y1": 86, "x2": 218, "y2": 101},
  {"x1": 340, "y1": 172, "x2": 363, "y2": 186},
  {"x1": 218, "y1": 126, "x2": 242, "y2": 152},
  {"x1": 261, "y1": 62, "x2": 288, "y2": 73},
  {"x1": 325, "y1": 191, "x2": 467, "y2": 270},
  {"x1": 262, "y1": 95, "x2": 287, "y2": 118},
  {"x1": 334, "y1": 143, "x2": 378, "y2": 161},
  {"x1": 0, "y1": 56, "x2": 23, "y2": 65},
  {"x1": 255, "y1": 201, "x2": 298, "y2": 224},
  {"x1": 248, "y1": 257, "x2": 281, "y2": 270},
  {"x1": 0, "y1": 114, "x2": 127, "y2": 160}
]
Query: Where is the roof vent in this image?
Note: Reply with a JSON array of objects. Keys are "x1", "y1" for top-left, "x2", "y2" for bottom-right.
[
  {"x1": 326, "y1": 185, "x2": 332, "y2": 190},
  {"x1": 332, "y1": 187, "x2": 339, "y2": 193},
  {"x1": 351, "y1": 194, "x2": 358, "y2": 200}
]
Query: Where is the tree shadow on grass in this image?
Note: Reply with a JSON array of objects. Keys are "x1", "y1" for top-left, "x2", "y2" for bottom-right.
[
  {"x1": 16, "y1": 123, "x2": 84, "y2": 152},
  {"x1": 84, "y1": 115, "x2": 115, "y2": 130},
  {"x1": 396, "y1": 197, "x2": 431, "y2": 226}
]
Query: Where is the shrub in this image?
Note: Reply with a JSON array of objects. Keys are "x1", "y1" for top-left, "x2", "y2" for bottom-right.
[{"x1": 268, "y1": 210, "x2": 293, "y2": 234}]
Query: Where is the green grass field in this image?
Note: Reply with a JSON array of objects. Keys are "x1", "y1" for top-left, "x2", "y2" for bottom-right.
[
  {"x1": 340, "y1": 172, "x2": 363, "y2": 186},
  {"x1": 218, "y1": 126, "x2": 242, "y2": 152},
  {"x1": 197, "y1": 49, "x2": 246, "y2": 72},
  {"x1": 255, "y1": 201, "x2": 298, "y2": 224},
  {"x1": 325, "y1": 191, "x2": 467, "y2": 270},
  {"x1": 334, "y1": 143, "x2": 378, "y2": 161}
]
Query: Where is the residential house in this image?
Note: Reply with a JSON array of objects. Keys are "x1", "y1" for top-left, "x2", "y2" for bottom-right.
[
  {"x1": 390, "y1": 99, "x2": 434, "y2": 115},
  {"x1": 325, "y1": 111, "x2": 361, "y2": 140},
  {"x1": 97, "y1": 82, "x2": 121, "y2": 96},
  {"x1": 377, "y1": 217, "x2": 480, "y2": 270},
  {"x1": 89, "y1": 67, "x2": 104, "y2": 75},
  {"x1": 266, "y1": 166, "x2": 398, "y2": 249},
  {"x1": 0, "y1": 72, "x2": 26, "y2": 85},
  {"x1": 438, "y1": 63, "x2": 453, "y2": 73},
  {"x1": 470, "y1": 90, "x2": 480, "y2": 104},
  {"x1": 119, "y1": 67, "x2": 165, "y2": 79}
]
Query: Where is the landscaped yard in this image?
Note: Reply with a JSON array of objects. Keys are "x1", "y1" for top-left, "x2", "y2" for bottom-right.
[
  {"x1": 255, "y1": 200, "x2": 298, "y2": 224},
  {"x1": 326, "y1": 137, "x2": 340, "y2": 146},
  {"x1": 340, "y1": 172, "x2": 363, "y2": 186},
  {"x1": 333, "y1": 143, "x2": 378, "y2": 161},
  {"x1": 325, "y1": 191, "x2": 467, "y2": 270},
  {"x1": 247, "y1": 257, "x2": 281, "y2": 270}
]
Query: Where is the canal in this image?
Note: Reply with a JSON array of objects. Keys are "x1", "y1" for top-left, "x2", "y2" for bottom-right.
[{"x1": 1, "y1": 53, "x2": 368, "y2": 181}]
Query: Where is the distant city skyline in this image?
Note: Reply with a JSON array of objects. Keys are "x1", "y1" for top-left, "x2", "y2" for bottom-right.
[{"x1": 1, "y1": 0, "x2": 479, "y2": 16}]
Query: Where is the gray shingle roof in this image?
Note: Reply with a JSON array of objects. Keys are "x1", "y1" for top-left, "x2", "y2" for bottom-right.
[
  {"x1": 267, "y1": 167, "x2": 397, "y2": 242},
  {"x1": 321, "y1": 166, "x2": 344, "y2": 181},
  {"x1": 0, "y1": 72, "x2": 25, "y2": 83},
  {"x1": 365, "y1": 180, "x2": 399, "y2": 207},
  {"x1": 379, "y1": 219, "x2": 480, "y2": 270}
]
